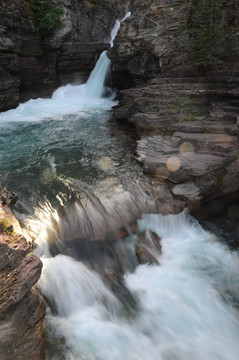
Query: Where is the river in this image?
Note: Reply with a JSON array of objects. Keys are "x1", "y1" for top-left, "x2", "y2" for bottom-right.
[{"x1": 0, "y1": 17, "x2": 239, "y2": 360}]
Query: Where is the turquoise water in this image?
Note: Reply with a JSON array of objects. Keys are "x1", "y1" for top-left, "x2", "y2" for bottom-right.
[{"x1": 0, "y1": 90, "x2": 140, "y2": 219}]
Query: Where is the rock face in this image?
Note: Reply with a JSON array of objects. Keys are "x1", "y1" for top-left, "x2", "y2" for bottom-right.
[
  {"x1": 0, "y1": 0, "x2": 129, "y2": 111},
  {"x1": 0, "y1": 0, "x2": 34, "y2": 110},
  {"x1": 0, "y1": 186, "x2": 45, "y2": 360},
  {"x1": 108, "y1": 0, "x2": 194, "y2": 87},
  {"x1": 109, "y1": 0, "x2": 239, "y2": 84},
  {"x1": 47, "y1": 178, "x2": 183, "y2": 256},
  {"x1": 52, "y1": 0, "x2": 129, "y2": 84},
  {"x1": 109, "y1": 0, "x2": 239, "y2": 206}
]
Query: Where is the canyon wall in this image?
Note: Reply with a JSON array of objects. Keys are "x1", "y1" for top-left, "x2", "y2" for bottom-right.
[
  {"x1": 109, "y1": 0, "x2": 239, "y2": 211},
  {"x1": 0, "y1": 0, "x2": 129, "y2": 111}
]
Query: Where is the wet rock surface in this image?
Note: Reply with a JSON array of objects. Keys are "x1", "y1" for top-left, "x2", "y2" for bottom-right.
[
  {"x1": 108, "y1": 0, "x2": 194, "y2": 87},
  {"x1": 0, "y1": 188, "x2": 45, "y2": 360},
  {"x1": 136, "y1": 230, "x2": 161, "y2": 265},
  {"x1": 46, "y1": 178, "x2": 184, "y2": 251},
  {"x1": 113, "y1": 77, "x2": 239, "y2": 206},
  {"x1": 110, "y1": 0, "x2": 239, "y2": 207}
]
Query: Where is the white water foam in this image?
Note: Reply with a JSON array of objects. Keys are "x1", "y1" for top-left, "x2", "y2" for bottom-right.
[
  {"x1": 37, "y1": 210, "x2": 239, "y2": 360},
  {"x1": 37, "y1": 255, "x2": 121, "y2": 318},
  {"x1": 0, "y1": 83, "x2": 116, "y2": 123}
]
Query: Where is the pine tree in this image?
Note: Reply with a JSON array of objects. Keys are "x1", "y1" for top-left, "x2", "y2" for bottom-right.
[
  {"x1": 190, "y1": 0, "x2": 235, "y2": 72},
  {"x1": 31, "y1": 0, "x2": 64, "y2": 34}
]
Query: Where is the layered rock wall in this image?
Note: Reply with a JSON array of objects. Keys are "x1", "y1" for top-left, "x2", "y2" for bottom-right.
[
  {"x1": 109, "y1": 0, "x2": 239, "y2": 207},
  {"x1": 0, "y1": 1, "x2": 36, "y2": 110},
  {"x1": 0, "y1": 186, "x2": 45, "y2": 360},
  {"x1": 109, "y1": 0, "x2": 239, "y2": 85},
  {"x1": 52, "y1": 0, "x2": 129, "y2": 84}
]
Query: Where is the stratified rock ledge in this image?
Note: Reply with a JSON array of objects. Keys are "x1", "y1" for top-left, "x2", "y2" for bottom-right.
[
  {"x1": 0, "y1": 185, "x2": 45, "y2": 360},
  {"x1": 109, "y1": 0, "x2": 239, "y2": 208}
]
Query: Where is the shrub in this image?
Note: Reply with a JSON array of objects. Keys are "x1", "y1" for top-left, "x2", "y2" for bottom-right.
[
  {"x1": 31, "y1": 0, "x2": 64, "y2": 33},
  {"x1": 0, "y1": 219, "x2": 13, "y2": 235}
]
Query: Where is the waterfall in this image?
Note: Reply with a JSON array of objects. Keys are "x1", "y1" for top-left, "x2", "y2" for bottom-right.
[
  {"x1": 85, "y1": 12, "x2": 131, "y2": 98},
  {"x1": 0, "y1": 14, "x2": 131, "y2": 123},
  {"x1": 84, "y1": 51, "x2": 111, "y2": 98}
]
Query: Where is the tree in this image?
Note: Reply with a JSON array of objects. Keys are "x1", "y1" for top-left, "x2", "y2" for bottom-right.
[
  {"x1": 31, "y1": 0, "x2": 64, "y2": 34},
  {"x1": 189, "y1": 0, "x2": 235, "y2": 72}
]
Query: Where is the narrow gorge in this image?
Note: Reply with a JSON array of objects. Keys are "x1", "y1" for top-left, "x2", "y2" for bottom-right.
[{"x1": 0, "y1": 1, "x2": 239, "y2": 359}]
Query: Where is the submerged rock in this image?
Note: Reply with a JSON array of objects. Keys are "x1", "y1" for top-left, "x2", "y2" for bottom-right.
[{"x1": 136, "y1": 230, "x2": 161, "y2": 265}]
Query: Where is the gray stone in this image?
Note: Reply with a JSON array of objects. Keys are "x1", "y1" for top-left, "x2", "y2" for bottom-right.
[{"x1": 172, "y1": 182, "x2": 201, "y2": 199}]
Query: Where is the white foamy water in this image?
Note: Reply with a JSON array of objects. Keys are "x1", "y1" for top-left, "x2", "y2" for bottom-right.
[
  {"x1": 37, "y1": 255, "x2": 121, "y2": 318},
  {"x1": 0, "y1": 83, "x2": 116, "y2": 123},
  {"x1": 36, "y1": 211, "x2": 239, "y2": 360}
]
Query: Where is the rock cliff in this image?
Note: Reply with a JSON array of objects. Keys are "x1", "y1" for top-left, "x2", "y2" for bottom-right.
[
  {"x1": 0, "y1": 0, "x2": 129, "y2": 111},
  {"x1": 0, "y1": 185, "x2": 45, "y2": 360},
  {"x1": 109, "y1": 0, "x2": 239, "y2": 210}
]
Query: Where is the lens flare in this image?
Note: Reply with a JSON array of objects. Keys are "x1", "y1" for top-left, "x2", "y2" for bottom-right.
[
  {"x1": 97, "y1": 156, "x2": 113, "y2": 172},
  {"x1": 166, "y1": 156, "x2": 180, "y2": 172},
  {"x1": 215, "y1": 134, "x2": 231, "y2": 144},
  {"x1": 180, "y1": 142, "x2": 194, "y2": 157},
  {"x1": 155, "y1": 166, "x2": 169, "y2": 179}
]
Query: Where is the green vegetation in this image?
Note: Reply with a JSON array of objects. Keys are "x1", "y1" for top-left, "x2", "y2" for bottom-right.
[
  {"x1": 0, "y1": 219, "x2": 13, "y2": 235},
  {"x1": 31, "y1": 0, "x2": 64, "y2": 34},
  {"x1": 186, "y1": 0, "x2": 236, "y2": 72}
]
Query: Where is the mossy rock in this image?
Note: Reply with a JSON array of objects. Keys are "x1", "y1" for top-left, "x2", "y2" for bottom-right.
[{"x1": 0, "y1": 219, "x2": 14, "y2": 235}]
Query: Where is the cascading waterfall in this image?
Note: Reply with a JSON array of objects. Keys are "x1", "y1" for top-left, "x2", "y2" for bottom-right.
[
  {"x1": 84, "y1": 12, "x2": 130, "y2": 98},
  {"x1": 0, "y1": 11, "x2": 239, "y2": 360},
  {"x1": 84, "y1": 51, "x2": 111, "y2": 98},
  {"x1": 36, "y1": 210, "x2": 239, "y2": 360}
]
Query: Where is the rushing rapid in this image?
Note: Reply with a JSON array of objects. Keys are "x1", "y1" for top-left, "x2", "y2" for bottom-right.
[{"x1": 36, "y1": 210, "x2": 239, "y2": 360}]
